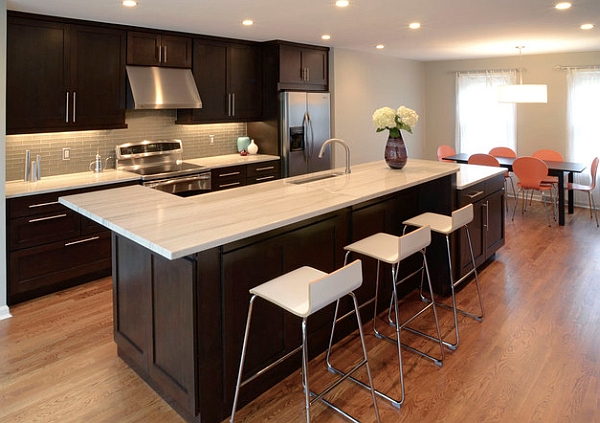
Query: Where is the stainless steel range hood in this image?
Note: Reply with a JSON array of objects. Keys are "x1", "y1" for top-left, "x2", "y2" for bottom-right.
[{"x1": 126, "y1": 65, "x2": 202, "y2": 109}]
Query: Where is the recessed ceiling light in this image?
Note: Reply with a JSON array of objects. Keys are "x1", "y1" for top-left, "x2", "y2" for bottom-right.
[
  {"x1": 555, "y1": 2, "x2": 572, "y2": 10},
  {"x1": 376, "y1": 44, "x2": 385, "y2": 50},
  {"x1": 409, "y1": 22, "x2": 421, "y2": 29},
  {"x1": 336, "y1": 0, "x2": 349, "y2": 7},
  {"x1": 242, "y1": 19, "x2": 253, "y2": 26},
  {"x1": 122, "y1": 0, "x2": 137, "y2": 7},
  {"x1": 321, "y1": 34, "x2": 331, "y2": 40},
  {"x1": 580, "y1": 23, "x2": 595, "y2": 30}
]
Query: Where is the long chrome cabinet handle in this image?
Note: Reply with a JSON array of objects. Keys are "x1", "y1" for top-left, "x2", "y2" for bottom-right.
[
  {"x1": 219, "y1": 182, "x2": 241, "y2": 188},
  {"x1": 219, "y1": 171, "x2": 241, "y2": 177},
  {"x1": 28, "y1": 213, "x2": 67, "y2": 223},
  {"x1": 29, "y1": 201, "x2": 60, "y2": 209},
  {"x1": 157, "y1": 44, "x2": 162, "y2": 63},
  {"x1": 255, "y1": 166, "x2": 275, "y2": 172},
  {"x1": 163, "y1": 45, "x2": 167, "y2": 63},
  {"x1": 65, "y1": 92, "x2": 69, "y2": 123},
  {"x1": 255, "y1": 176, "x2": 275, "y2": 181},
  {"x1": 72, "y1": 92, "x2": 76, "y2": 123},
  {"x1": 65, "y1": 236, "x2": 100, "y2": 247}
]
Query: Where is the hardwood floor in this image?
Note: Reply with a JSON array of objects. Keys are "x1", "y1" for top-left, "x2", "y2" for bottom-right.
[{"x1": 1, "y1": 206, "x2": 599, "y2": 423}]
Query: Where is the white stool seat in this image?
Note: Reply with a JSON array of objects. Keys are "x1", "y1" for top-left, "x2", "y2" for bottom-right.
[
  {"x1": 250, "y1": 267, "x2": 327, "y2": 318},
  {"x1": 403, "y1": 204, "x2": 474, "y2": 235},
  {"x1": 344, "y1": 225, "x2": 431, "y2": 264}
]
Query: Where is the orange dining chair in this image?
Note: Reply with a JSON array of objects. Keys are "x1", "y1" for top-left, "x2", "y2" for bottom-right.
[
  {"x1": 488, "y1": 147, "x2": 517, "y2": 158},
  {"x1": 532, "y1": 149, "x2": 563, "y2": 187},
  {"x1": 437, "y1": 145, "x2": 456, "y2": 162},
  {"x1": 511, "y1": 156, "x2": 555, "y2": 227},
  {"x1": 565, "y1": 156, "x2": 599, "y2": 227},
  {"x1": 470, "y1": 153, "x2": 515, "y2": 211}
]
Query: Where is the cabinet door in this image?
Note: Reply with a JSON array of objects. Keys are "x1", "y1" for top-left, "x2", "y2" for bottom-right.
[
  {"x1": 302, "y1": 49, "x2": 328, "y2": 87},
  {"x1": 485, "y1": 190, "x2": 505, "y2": 257},
  {"x1": 279, "y1": 44, "x2": 304, "y2": 84},
  {"x1": 228, "y1": 44, "x2": 262, "y2": 120},
  {"x1": 70, "y1": 25, "x2": 126, "y2": 130},
  {"x1": 161, "y1": 34, "x2": 193, "y2": 68},
  {"x1": 6, "y1": 17, "x2": 68, "y2": 134},
  {"x1": 189, "y1": 42, "x2": 228, "y2": 120},
  {"x1": 127, "y1": 31, "x2": 161, "y2": 65}
]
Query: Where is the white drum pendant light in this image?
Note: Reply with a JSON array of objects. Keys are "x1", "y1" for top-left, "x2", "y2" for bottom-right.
[{"x1": 498, "y1": 46, "x2": 548, "y2": 103}]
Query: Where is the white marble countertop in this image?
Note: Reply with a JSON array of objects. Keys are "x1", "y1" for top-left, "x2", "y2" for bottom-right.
[
  {"x1": 5, "y1": 170, "x2": 141, "y2": 198},
  {"x1": 456, "y1": 163, "x2": 506, "y2": 190},
  {"x1": 5, "y1": 154, "x2": 280, "y2": 198},
  {"x1": 60, "y1": 159, "x2": 460, "y2": 260}
]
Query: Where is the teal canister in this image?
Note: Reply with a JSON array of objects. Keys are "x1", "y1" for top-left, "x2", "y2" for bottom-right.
[{"x1": 237, "y1": 137, "x2": 250, "y2": 152}]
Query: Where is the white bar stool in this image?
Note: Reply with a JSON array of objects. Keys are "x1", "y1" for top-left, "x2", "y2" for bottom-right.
[
  {"x1": 402, "y1": 203, "x2": 484, "y2": 351},
  {"x1": 327, "y1": 225, "x2": 444, "y2": 409},
  {"x1": 229, "y1": 260, "x2": 380, "y2": 423}
]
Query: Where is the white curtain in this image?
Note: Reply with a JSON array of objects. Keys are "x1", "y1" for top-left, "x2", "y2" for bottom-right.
[
  {"x1": 566, "y1": 68, "x2": 600, "y2": 206},
  {"x1": 456, "y1": 71, "x2": 517, "y2": 155}
]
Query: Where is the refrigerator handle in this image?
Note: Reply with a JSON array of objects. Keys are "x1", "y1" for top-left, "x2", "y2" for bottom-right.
[
  {"x1": 303, "y1": 112, "x2": 310, "y2": 161},
  {"x1": 305, "y1": 111, "x2": 315, "y2": 159}
]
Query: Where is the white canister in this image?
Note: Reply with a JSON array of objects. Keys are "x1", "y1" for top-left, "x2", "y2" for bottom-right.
[{"x1": 247, "y1": 139, "x2": 258, "y2": 155}]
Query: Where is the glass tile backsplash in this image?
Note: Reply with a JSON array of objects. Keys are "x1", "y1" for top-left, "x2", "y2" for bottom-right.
[{"x1": 5, "y1": 110, "x2": 246, "y2": 181}]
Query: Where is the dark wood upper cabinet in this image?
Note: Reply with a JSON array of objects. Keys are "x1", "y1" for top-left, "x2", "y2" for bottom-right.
[
  {"x1": 6, "y1": 14, "x2": 127, "y2": 135},
  {"x1": 279, "y1": 44, "x2": 328, "y2": 89},
  {"x1": 127, "y1": 31, "x2": 192, "y2": 68},
  {"x1": 176, "y1": 39, "x2": 262, "y2": 124}
]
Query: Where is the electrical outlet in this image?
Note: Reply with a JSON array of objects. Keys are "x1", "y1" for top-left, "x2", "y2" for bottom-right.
[{"x1": 62, "y1": 148, "x2": 70, "y2": 160}]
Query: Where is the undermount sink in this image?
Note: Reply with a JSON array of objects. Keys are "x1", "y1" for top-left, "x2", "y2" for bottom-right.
[{"x1": 286, "y1": 172, "x2": 345, "y2": 185}]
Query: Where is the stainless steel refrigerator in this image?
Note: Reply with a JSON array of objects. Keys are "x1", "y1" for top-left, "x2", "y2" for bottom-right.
[{"x1": 281, "y1": 92, "x2": 331, "y2": 177}]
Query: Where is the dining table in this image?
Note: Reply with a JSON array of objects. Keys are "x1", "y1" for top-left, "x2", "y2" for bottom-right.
[{"x1": 444, "y1": 153, "x2": 587, "y2": 226}]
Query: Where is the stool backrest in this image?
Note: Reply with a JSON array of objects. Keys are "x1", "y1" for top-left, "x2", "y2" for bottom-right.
[
  {"x1": 398, "y1": 225, "x2": 431, "y2": 261},
  {"x1": 309, "y1": 260, "x2": 362, "y2": 314},
  {"x1": 451, "y1": 203, "x2": 474, "y2": 229},
  {"x1": 468, "y1": 153, "x2": 500, "y2": 167},
  {"x1": 489, "y1": 147, "x2": 517, "y2": 158}
]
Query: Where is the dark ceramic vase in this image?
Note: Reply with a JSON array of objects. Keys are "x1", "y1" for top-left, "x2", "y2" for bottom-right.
[{"x1": 384, "y1": 133, "x2": 408, "y2": 169}]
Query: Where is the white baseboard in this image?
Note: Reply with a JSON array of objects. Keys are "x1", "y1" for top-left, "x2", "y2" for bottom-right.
[{"x1": 0, "y1": 305, "x2": 13, "y2": 321}]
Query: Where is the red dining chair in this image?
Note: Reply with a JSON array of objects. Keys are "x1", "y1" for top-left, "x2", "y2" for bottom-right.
[
  {"x1": 437, "y1": 145, "x2": 456, "y2": 162},
  {"x1": 511, "y1": 156, "x2": 555, "y2": 227},
  {"x1": 488, "y1": 147, "x2": 517, "y2": 158},
  {"x1": 565, "y1": 157, "x2": 599, "y2": 227},
  {"x1": 471, "y1": 153, "x2": 515, "y2": 211}
]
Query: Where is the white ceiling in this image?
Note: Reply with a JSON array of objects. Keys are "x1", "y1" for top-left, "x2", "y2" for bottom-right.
[{"x1": 6, "y1": 0, "x2": 600, "y2": 61}]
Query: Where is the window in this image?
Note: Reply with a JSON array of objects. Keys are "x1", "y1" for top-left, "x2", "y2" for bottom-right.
[
  {"x1": 456, "y1": 71, "x2": 517, "y2": 155},
  {"x1": 567, "y1": 69, "x2": 600, "y2": 162},
  {"x1": 566, "y1": 68, "x2": 600, "y2": 201}
]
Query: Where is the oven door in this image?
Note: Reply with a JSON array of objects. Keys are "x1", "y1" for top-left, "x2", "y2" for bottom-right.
[{"x1": 143, "y1": 173, "x2": 211, "y2": 197}]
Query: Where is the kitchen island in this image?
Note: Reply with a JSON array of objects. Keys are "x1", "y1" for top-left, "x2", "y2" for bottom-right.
[{"x1": 59, "y1": 159, "x2": 466, "y2": 423}]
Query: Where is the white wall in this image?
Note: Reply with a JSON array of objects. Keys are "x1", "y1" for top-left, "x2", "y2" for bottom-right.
[
  {"x1": 1, "y1": 0, "x2": 11, "y2": 320},
  {"x1": 331, "y1": 48, "x2": 426, "y2": 167},
  {"x1": 424, "y1": 51, "x2": 600, "y2": 160}
]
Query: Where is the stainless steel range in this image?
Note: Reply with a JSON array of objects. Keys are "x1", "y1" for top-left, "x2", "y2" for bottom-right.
[{"x1": 116, "y1": 139, "x2": 211, "y2": 196}]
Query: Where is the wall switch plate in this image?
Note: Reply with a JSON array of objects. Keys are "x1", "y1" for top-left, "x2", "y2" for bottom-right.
[{"x1": 62, "y1": 148, "x2": 70, "y2": 160}]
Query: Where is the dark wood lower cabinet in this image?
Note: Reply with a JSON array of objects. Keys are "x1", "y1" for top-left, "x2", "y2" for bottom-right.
[{"x1": 111, "y1": 176, "x2": 457, "y2": 423}]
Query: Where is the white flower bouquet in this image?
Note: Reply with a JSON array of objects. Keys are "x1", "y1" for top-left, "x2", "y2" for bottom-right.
[{"x1": 372, "y1": 106, "x2": 419, "y2": 137}]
